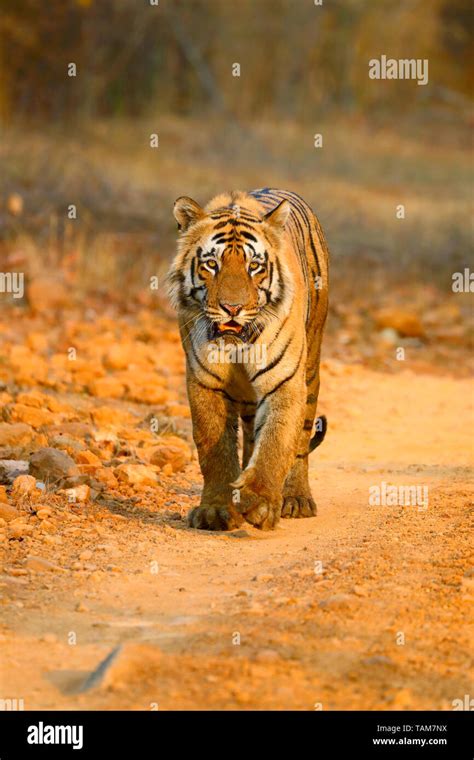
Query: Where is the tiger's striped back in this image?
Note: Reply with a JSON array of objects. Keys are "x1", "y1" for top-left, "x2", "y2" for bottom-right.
[{"x1": 249, "y1": 188, "x2": 329, "y2": 332}]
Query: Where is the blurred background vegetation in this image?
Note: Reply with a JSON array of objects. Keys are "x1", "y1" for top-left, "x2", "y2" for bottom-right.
[{"x1": 0, "y1": 0, "x2": 472, "y2": 306}]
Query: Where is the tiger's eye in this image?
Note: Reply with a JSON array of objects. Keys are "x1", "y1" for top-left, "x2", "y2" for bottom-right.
[{"x1": 249, "y1": 262, "x2": 260, "y2": 271}]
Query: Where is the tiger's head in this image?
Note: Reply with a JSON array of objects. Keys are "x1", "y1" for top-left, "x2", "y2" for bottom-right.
[{"x1": 167, "y1": 192, "x2": 293, "y2": 343}]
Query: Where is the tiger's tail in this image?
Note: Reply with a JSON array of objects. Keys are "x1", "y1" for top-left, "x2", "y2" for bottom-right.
[{"x1": 308, "y1": 415, "x2": 327, "y2": 453}]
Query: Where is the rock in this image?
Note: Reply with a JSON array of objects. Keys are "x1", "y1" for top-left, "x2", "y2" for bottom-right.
[
  {"x1": 25, "y1": 556, "x2": 58, "y2": 572},
  {"x1": 91, "y1": 407, "x2": 124, "y2": 427},
  {"x1": 26, "y1": 332, "x2": 48, "y2": 352},
  {"x1": 87, "y1": 377, "x2": 125, "y2": 400},
  {"x1": 0, "y1": 503, "x2": 21, "y2": 522},
  {"x1": 36, "y1": 507, "x2": 53, "y2": 520},
  {"x1": 103, "y1": 345, "x2": 134, "y2": 371},
  {"x1": 38, "y1": 518, "x2": 57, "y2": 533},
  {"x1": 149, "y1": 440, "x2": 191, "y2": 472},
  {"x1": 76, "y1": 450, "x2": 102, "y2": 466},
  {"x1": 165, "y1": 403, "x2": 190, "y2": 418},
  {"x1": 362, "y1": 655, "x2": 394, "y2": 667},
  {"x1": 48, "y1": 434, "x2": 87, "y2": 454},
  {"x1": 0, "y1": 485, "x2": 9, "y2": 503},
  {"x1": 376, "y1": 327, "x2": 399, "y2": 346},
  {"x1": 122, "y1": 374, "x2": 169, "y2": 405},
  {"x1": 9, "y1": 404, "x2": 55, "y2": 428},
  {"x1": 79, "y1": 549, "x2": 93, "y2": 561},
  {"x1": 374, "y1": 308, "x2": 424, "y2": 338},
  {"x1": 352, "y1": 585, "x2": 369, "y2": 597},
  {"x1": 115, "y1": 464, "x2": 159, "y2": 487},
  {"x1": 29, "y1": 448, "x2": 80, "y2": 485},
  {"x1": 5, "y1": 566, "x2": 28, "y2": 576},
  {"x1": 8, "y1": 519, "x2": 33, "y2": 539},
  {"x1": 28, "y1": 275, "x2": 70, "y2": 313},
  {"x1": 319, "y1": 593, "x2": 353, "y2": 609},
  {"x1": 92, "y1": 467, "x2": 118, "y2": 489},
  {"x1": 60, "y1": 484, "x2": 90, "y2": 504},
  {"x1": 48, "y1": 422, "x2": 92, "y2": 439},
  {"x1": 11, "y1": 474, "x2": 39, "y2": 499},
  {"x1": 0, "y1": 460, "x2": 29, "y2": 485},
  {"x1": 0, "y1": 423, "x2": 35, "y2": 447},
  {"x1": 253, "y1": 573, "x2": 274, "y2": 582},
  {"x1": 16, "y1": 391, "x2": 49, "y2": 409}
]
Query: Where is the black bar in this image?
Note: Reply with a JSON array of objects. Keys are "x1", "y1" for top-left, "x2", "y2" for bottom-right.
[{"x1": 0, "y1": 710, "x2": 472, "y2": 757}]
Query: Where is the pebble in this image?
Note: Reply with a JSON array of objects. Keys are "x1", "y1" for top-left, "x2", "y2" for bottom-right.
[
  {"x1": 5, "y1": 566, "x2": 28, "y2": 576},
  {"x1": 8, "y1": 520, "x2": 33, "y2": 539},
  {"x1": 61, "y1": 484, "x2": 90, "y2": 504},
  {"x1": 29, "y1": 448, "x2": 80, "y2": 484},
  {"x1": 11, "y1": 474, "x2": 39, "y2": 499},
  {"x1": 319, "y1": 593, "x2": 353, "y2": 609},
  {"x1": 0, "y1": 503, "x2": 21, "y2": 522},
  {"x1": 106, "y1": 564, "x2": 122, "y2": 573},
  {"x1": 36, "y1": 507, "x2": 53, "y2": 520},
  {"x1": 362, "y1": 655, "x2": 394, "y2": 667},
  {"x1": 25, "y1": 556, "x2": 58, "y2": 573},
  {"x1": 352, "y1": 585, "x2": 369, "y2": 597},
  {"x1": 39, "y1": 519, "x2": 57, "y2": 534}
]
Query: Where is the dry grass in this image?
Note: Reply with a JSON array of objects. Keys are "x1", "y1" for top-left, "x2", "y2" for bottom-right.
[{"x1": 0, "y1": 114, "x2": 471, "y2": 296}]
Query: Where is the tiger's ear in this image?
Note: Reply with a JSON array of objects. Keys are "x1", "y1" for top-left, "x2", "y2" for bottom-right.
[
  {"x1": 173, "y1": 196, "x2": 204, "y2": 232},
  {"x1": 263, "y1": 199, "x2": 291, "y2": 230}
]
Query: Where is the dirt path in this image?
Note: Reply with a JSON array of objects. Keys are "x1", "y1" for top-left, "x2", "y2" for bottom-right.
[
  {"x1": 0, "y1": 298, "x2": 474, "y2": 710},
  {"x1": 1, "y1": 321, "x2": 473, "y2": 710}
]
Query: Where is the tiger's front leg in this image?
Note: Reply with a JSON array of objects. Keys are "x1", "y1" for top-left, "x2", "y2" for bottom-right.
[
  {"x1": 233, "y1": 369, "x2": 306, "y2": 530},
  {"x1": 186, "y1": 375, "x2": 243, "y2": 531}
]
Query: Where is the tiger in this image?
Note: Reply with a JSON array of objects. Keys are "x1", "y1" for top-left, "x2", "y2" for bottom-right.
[{"x1": 167, "y1": 188, "x2": 329, "y2": 531}]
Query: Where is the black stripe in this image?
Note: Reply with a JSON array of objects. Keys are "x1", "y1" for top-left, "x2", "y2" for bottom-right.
[
  {"x1": 194, "y1": 378, "x2": 244, "y2": 405},
  {"x1": 276, "y1": 189, "x2": 322, "y2": 282},
  {"x1": 188, "y1": 286, "x2": 205, "y2": 301},
  {"x1": 188, "y1": 338, "x2": 223, "y2": 382},
  {"x1": 273, "y1": 256, "x2": 286, "y2": 305},
  {"x1": 268, "y1": 311, "x2": 289, "y2": 348},
  {"x1": 256, "y1": 341, "x2": 304, "y2": 409},
  {"x1": 250, "y1": 332, "x2": 294, "y2": 381}
]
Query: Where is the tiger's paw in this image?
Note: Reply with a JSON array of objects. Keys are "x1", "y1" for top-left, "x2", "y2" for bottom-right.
[
  {"x1": 187, "y1": 504, "x2": 243, "y2": 531},
  {"x1": 281, "y1": 495, "x2": 317, "y2": 518},
  {"x1": 232, "y1": 469, "x2": 281, "y2": 531},
  {"x1": 244, "y1": 497, "x2": 281, "y2": 530}
]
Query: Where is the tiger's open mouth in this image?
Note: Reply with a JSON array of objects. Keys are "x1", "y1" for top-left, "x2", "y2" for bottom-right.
[
  {"x1": 212, "y1": 319, "x2": 248, "y2": 341},
  {"x1": 217, "y1": 319, "x2": 243, "y2": 335}
]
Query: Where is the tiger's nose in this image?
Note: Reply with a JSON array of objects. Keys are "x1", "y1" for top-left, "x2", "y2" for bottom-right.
[{"x1": 221, "y1": 303, "x2": 243, "y2": 316}]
